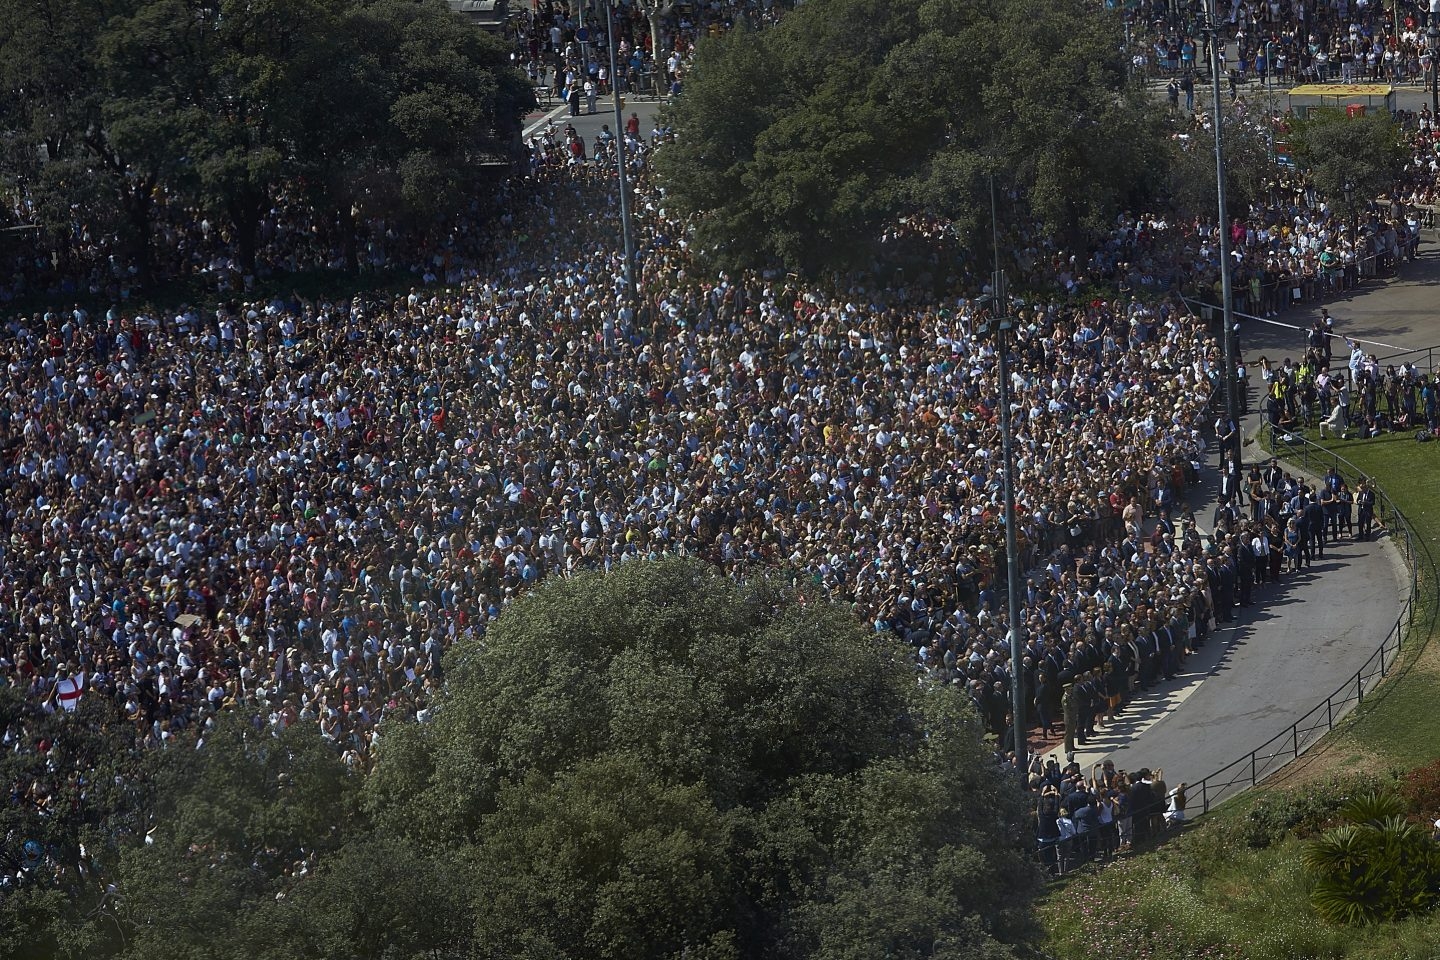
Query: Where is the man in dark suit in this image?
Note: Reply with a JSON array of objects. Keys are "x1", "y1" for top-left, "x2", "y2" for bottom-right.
[
  {"x1": 1128, "y1": 773, "x2": 1155, "y2": 845},
  {"x1": 1153, "y1": 621, "x2": 1174, "y2": 682},
  {"x1": 1218, "y1": 453, "x2": 1241, "y2": 502},
  {"x1": 1305, "y1": 494, "x2": 1328, "y2": 560},
  {"x1": 1221, "y1": 551, "x2": 1238, "y2": 619},
  {"x1": 1212, "y1": 497, "x2": 1239, "y2": 535},
  {"x1": 1233, "y1": 542, "x2": 1253, "y2": 607},
  {"x1": 1263, "y1": 457, "x2": 1284, "y2": 491},
  {"x1": 1134, "y1": 629, "x2": 1156, "y2": 690}
]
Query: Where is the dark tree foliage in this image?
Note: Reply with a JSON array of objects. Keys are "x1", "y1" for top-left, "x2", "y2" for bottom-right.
[
  {"x1": 0, "y1": 0, "x2": 532, "y2": 285},
  {"x1": 1288, "y1": 109, "x2": 1408, "y2": 220},
  {"x1": 366, "y1": 558, "x2": 1043, "y2": 959},
  {"x1": 656, "y1": 0, "x2": 1167, "y2": 274},
  {"x1": 1, "y1": 562, "x2": 1041, "y2": 959}
]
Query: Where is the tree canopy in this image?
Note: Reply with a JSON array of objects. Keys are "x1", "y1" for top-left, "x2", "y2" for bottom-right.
[
  {"x1": 655, "y1": 0, "x2": 1166, "y2": 274},
  {"x1": 364, "y1": 557, "x2": 1042, "y2": 959},
  {"x1": 1, "y1": 560, "x2": 1041, "y2": 958},
  {"x1": 1287, "y1": 109, "x2": 1408, "y2": 220},
  {"x1": 0, "y1": 0, "x2": 531, "y2": 286}
]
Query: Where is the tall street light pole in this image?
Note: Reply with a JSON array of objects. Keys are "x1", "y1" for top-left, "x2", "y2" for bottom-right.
[
  {"x1": 1264, "y1": 40, "x2": 1276, "y2": 162},
  {"x1": 1430, "y1": 0, "x2": 1440, "y2": 116},
  {"x1": 578, "y1": 1, "x2": 591, "y2": 82},
  {"x1": 1206, "y1": 0, "x2": 1242, "y2": 477},
  {"x1": 985, "y1": 176, "x2": 1027, "y2": 774},
  {"x1": 604, "y1": 0, "x2": 638, "y2": 306}
]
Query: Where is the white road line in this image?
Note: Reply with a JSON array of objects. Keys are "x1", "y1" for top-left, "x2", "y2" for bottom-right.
[{"x1": 522, "y1": 104, "x2": 570, "y2": 139}]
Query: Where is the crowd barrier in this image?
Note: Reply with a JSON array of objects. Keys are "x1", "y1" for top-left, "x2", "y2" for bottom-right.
[{"x1": 1179, "y1": 293, "x2": 1435, "y2": 378}]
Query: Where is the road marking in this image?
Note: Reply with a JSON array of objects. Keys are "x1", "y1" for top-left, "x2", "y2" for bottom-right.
[{"x1": 523, "y1": 104, "x2": 570, "y2": 139}]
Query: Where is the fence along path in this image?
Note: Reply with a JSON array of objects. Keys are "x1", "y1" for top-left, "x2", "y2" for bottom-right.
[{"x1": 1087, "y1": 433, "x2": 1416, "y2": 813}]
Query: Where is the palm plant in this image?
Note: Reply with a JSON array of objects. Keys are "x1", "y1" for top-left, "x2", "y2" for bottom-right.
[{"x1": 1303, "y1": 791, "x2": 1440, "y2": 925}]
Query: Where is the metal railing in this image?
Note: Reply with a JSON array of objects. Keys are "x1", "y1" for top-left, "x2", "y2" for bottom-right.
[
  {"x1": 1187, "y1": 433, "x2": 1429, "y2": 816},
  {"x1": 1372, "y1": 343, "x2": 1440, "y2": 380}
]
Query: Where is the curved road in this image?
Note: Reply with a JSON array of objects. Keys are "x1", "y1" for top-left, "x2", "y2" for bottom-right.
[
  {"x1": 1079, "y1": 534, "x2": 1405, "y2": 795},
  {"x1": 1066, "y1": 246, "x2": 1439, "y2": 797}
]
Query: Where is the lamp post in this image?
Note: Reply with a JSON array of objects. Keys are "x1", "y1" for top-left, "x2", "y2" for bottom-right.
[
  {"x1": 982, "y1": 176, "x2": 1027, "y2": 774},
  {"x1": 1205, "y1": 0, "x2": 1242, "y2": 473},
  {"x1": 604, "y1": 0, "x2": 638, "y2": 307},
  {"x1": 578, "y1": 2, "x2": 591, "y2": 84},
  {"x1": 1430, "y1": 0, "x2": 1440, "y2": 116},
  {"x1": 1264, "y1": 40, "x2": 1276, "y2": 162}
]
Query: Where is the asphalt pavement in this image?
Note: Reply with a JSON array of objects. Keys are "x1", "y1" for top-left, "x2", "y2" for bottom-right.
[
  {"x1": 523, "y1": 90, "x2": 667, "y2": 142},
  {"x1": 1067, "y1": 245, "x2": 1440, "y2": 797}
]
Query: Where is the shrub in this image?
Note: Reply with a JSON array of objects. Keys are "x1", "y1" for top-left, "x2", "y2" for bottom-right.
[
  {"x1": 1226, "y1": 775, "x2": 1387, "y2": 849},
  {"x1": 1397, "y1": 758, "x2": 1440, "y2": 819},
  {"x1": 1041, "y1": 829, "x2": 1349, "y2": 960},
  {"x1": 1304, "y1": 791, "x2": 1440, "y2": 925}
]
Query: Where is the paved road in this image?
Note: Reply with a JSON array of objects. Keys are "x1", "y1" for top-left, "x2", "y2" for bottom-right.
[
  {"x1": 524, "y1": 93, "x2": 667, "y2": 141},
  {"x1": 1071, "y1": 246, "x2": 1440, "y2": 796},
  {"x1": 1084, "y1": 534, "x2": 1406, "y2": 796}
]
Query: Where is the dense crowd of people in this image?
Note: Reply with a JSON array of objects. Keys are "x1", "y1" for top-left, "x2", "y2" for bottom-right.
[
  {"x1": 1025, "y1": 449, "x2": 1383, "y2": 873},
  {"x1": 1076, "y1": 107, "x2": 1437, "y2": 320},
  {"x1": 0, "y1": 6, "x2": 1433, "y2": 897},
  {"x1": 515, "y1": 0, "x2": 788, "y2": 108},
  {"x1": 1131, "y1": 0, "x2": 1440, "y2": 88},
  {"x1": 0, "y1": 121, "x2": 1247, "y2": 781}
]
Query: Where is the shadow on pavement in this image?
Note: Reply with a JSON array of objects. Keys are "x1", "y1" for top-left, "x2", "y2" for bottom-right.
[{"x1": 1071, "y1": 537, "x2": 1368, "y2": 757}]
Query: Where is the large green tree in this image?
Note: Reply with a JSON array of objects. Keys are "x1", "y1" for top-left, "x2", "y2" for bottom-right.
[
  {"x1": 1163, "y1": 105, "x2": 1275, "y2": 226},
  {"x1": 2, "y1": 561, "x2": 1039, "y2": 959},
  {"x1": 365, "y1": 557, "x2": 1042, "y2": 959},
  {"x1": 656, "y1": 0, "x2": 1165, "y2": 274},
  {"x1": 286, "y1": 0, "x2": 534, "y2": 272},
  {"x1": 0, "y1": 0, "x2": 531, "y2": 288},
  {"x1": 0, "y1": 688, "x2": 148, "y2": 960},
  {"x1": 113, "y1": 715, "x2": 360, "y2": 960},
  {"x1": 1288, "y1": 109, "x2": 1408, "y2": 221}
]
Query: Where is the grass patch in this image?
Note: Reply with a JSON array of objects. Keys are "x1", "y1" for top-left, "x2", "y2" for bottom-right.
[
  {"x1": 1040, "y1": 777, "x2": 1440, "y2": 960},
  {"x1": 1261, "y1": 431, "x2": 1440, "y2": 771}
]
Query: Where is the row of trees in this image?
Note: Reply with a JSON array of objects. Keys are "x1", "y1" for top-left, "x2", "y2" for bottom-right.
[
  {"x1": 0, "y1": 559, "x2": 1042, "y2": 959},
  {"x1": 0, "y1": 0, "x2": 532, "y2": 287},
  {"x1": 655, "y1": 0, "x2": 1412, "y2": 276},
  {"x1": 656, "y1": 0, "x2": 1167, "y2": 273}
]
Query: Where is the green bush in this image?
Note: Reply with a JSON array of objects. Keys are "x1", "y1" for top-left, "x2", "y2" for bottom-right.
[
  {"x1": 1041, "y1": 828, "x2": 1351, "y2": 960},
  {"x1": 1225, "y1": 775, "x2": 1387, "y2": 849},
  {"x1": 1304, "y1": 791, "x2": 1440, "y2": 926}
]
